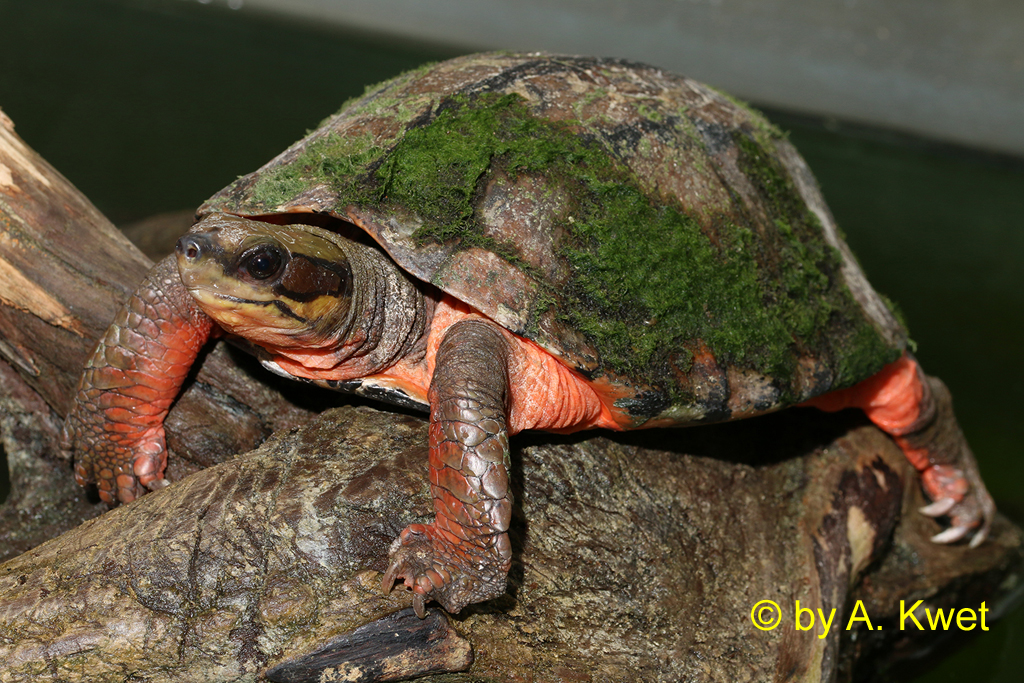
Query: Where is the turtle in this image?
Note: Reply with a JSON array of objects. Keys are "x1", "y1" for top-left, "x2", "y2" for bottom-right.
[{"x1": 63, "y1": 52, "x2": 995, "y2": 616}]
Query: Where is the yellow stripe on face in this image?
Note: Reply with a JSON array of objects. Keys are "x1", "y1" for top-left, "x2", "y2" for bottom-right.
[{"x1": 177, "y1": 214, "x2": 354, "y2": 349}]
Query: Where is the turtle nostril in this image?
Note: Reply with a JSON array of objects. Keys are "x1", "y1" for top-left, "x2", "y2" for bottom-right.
[{"x1": 176, "y1": 235, "x2": 204, "y2": 262}]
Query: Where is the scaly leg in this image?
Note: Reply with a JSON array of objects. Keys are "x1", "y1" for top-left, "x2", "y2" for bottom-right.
[
  {"x1": 807, "y1": 354, "x2": 994, "y2": 546},
  {"x1": 383, "y1": 319, "x2": 514, "y2": 616},
  {"x1": 62, "y1": 256, "x2": 214, "y2": 505}
]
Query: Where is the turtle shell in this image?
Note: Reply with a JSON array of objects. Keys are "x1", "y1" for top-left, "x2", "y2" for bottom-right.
[{"x1": 197, "y1": 52, "x2": 907, "y2": 427}]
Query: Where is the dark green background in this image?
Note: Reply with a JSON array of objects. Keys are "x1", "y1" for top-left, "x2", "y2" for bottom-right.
[{"x1": 0, "y1": 1, "x2": 1020, "y2": 680}]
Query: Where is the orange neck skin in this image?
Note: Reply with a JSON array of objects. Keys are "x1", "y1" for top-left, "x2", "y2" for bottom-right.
[
  {"x1": 265, "y1": 294, "x2": 622, "y2": 435},
  {"x1": 232, "y1": 234, "x2": 434, "y2": 384}
]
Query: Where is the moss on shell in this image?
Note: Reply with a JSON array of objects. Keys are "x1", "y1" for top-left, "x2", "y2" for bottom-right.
[
  {"x1": 227, "y1": 73, "x2": 901, "y2": 402},
  {"x1": 729, "y1": 128, "x2": 901, "y2": 386},
  {"x1": 248, "y1": 131, "x2": 384, "y2": 210},
  {"x1": 373, "y1": 93, "x2": 896, "y2": 391}
]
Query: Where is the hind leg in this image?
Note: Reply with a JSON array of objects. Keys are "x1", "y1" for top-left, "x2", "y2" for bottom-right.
[{"x1": 806, "y1": 354, "x2": 994, "y2": 546}]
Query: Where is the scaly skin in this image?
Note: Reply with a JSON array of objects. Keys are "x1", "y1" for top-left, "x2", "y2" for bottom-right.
[
  {"x1": 382, "y1": 319, "x2": 514, "y2": 616},
  {"x1": 62, "y1": 256, "x2": 214, "y2": 504}
]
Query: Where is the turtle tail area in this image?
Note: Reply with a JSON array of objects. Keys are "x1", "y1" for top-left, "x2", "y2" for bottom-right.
[{"x1": 805, "y1": 354, "x2": 995, "y2": 547}]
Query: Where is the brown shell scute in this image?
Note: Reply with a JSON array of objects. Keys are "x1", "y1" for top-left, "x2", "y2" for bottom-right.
[{"x1": 199, "y1": 53, "x2": 907, "y2": 426}]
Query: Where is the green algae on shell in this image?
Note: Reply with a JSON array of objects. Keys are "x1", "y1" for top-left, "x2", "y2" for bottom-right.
[{"x1": 199, "y1": 52, "x2": 906, "y2": 426}]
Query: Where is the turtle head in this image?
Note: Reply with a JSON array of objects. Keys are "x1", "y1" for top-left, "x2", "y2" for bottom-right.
[{"x1": 176, "y1": 213, "x2": 354, "y2": 348}]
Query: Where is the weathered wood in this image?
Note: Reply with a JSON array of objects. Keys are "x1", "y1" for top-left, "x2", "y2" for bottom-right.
[
  {"x1": 0, "y1": 108, "x2": 150, "y2": 410},
  {"x1": 0, "y1": 356, "x2": 101, "y2": 559},
  {"x1": 0, "y1": 107, "x2": 323, "y2": 530},
  {"x1": 264, "y1": 608, "x2": 474, "y2": 683},
  {"x1": 0, "y1": 404, "x2": 1019, "y2": 682}
]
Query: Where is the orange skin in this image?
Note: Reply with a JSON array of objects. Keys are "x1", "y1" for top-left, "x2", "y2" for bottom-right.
[
  {"x1": 804, "y1": 355, "x2": 971, "y2": 508},
  {"x1": 262, "y1": 294, "x2": 624, "y2": 436},
  {"x1": 267, "y1": 296, "x2": 942, "y2": 458},
  {"x1": 257, "y1": 294, "x2": 980, "y2": 540}
]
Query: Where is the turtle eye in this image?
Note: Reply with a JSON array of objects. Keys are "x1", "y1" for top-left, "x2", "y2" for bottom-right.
[{"x1": 240, "y1": 245, "x2": 286, "y2": 281}]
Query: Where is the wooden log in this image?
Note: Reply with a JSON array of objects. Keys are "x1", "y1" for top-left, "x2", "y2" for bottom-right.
[
  {"x1": 0, "y1": 404, "x2": 1020, "y2": 682},
  {"x1": 0, "y1": 107, "x2": 322, "y2": 540},
  {"x1": 0, "y1": 107, "x2": 150, "y2": 410}
]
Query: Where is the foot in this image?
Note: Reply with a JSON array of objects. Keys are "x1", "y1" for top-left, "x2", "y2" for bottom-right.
[
  {"x1": 382, "y1": 523, "x2": 509, "y2": 617},
  {"x1": 918, "y1": 463, "x2": 995, "y2": 548},
  {"x1": 805, "y1": 355, "x2": 995, "y2": 548},
  {"x1": 66, "y1": 422, "x2": 170, "y2": 505}
]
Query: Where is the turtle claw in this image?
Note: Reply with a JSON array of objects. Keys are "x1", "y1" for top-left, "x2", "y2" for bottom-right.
[
  {"x1": 918, "y1": 460, "x2": 994, "y2": 548},
  {"x1": 380, "y1": 559, "x2": 428, "y2": 618},
  {"x1": 381, "y1": 523, "x2": 507, "y2": 617},
  {"x1": 920, "y1": 497, "x2": 957, "y2": 517},
  {"x1": 922, "y1": 496, "x2": 992, "y2": 548},
  {"x1": 969, "y1": 525, "x2": 990, "y2": 549},
  {"x1": 949, "y1": 492, "x2": 993, "y2": 549},
  {"x1": 931, "y1": 525, "x2": 969, "y2": 544},
  {"x1": 132, "y1": 433, "x2": 169, "y2": 492},
  {"x1": 930, "y1": 511, "x2": 990, "y2": 547}
]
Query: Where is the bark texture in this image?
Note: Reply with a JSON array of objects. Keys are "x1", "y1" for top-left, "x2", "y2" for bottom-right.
[
  {"x1": 0, "y1": 107, "x2": 1021, "y2": 683},
  {"x1": 0, "y1": 108, "x2": 329, "y2": 556},
  {"x1": 1, "y1": 404, "x2": 1021, "y2": 683}
]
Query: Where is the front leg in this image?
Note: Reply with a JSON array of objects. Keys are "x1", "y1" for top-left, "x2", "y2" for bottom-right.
[
  {"x1": 383, "y1": 319, "x2": 513, "y2": 616},
  {"x1": 62, "y1": 256, "x2": 214, "y2": 505}
]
